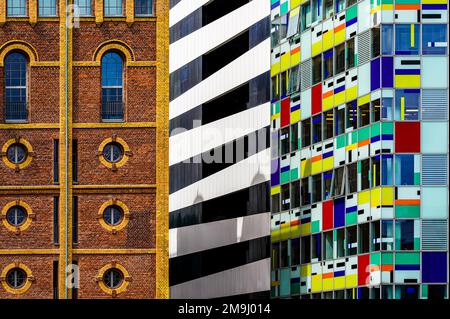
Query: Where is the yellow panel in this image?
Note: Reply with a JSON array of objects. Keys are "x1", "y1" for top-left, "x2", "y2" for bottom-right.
[
  {"x1": 290, "y1": 110, "x2": 301, "y2": 124},
  {"x1": 371, "y1": 187, "x2": 381, "y2": 208},
  {"x1": 301, "y1": 159, "x2": 311, "y2": 177},
  {"x1": 312, "y1": 275, "x2": 323, "y2": 292},
  {"x1": 323, "y1": 157, "x2": 334, "y2": 171},
  {"x1": 382, "y1": 187, "x2": 394, "y2": 206},
  {"x1": 271, "y1": 231, "x2": 280, "y2": 242},
  {"x1": 312, "y1": 41, "x2": 322, "y2": 57},
  {"x1": 291, "y1": 52, "x2": 301, "y2": 66},
  {"x1": 346, "y1": 274, "x2": 358, "y2": 288},
  {"x1": 291, "y1": 225, "x2": 300, "y2": 238},
  {"x1": 290, "y1": 0, "x2": 302, "y2": 8},
  {"x1": 271, "y1": 62, "x2": 281, "y2": 77},
  {"x1": 311, "y1": 160, "x2": 323, "y2": 174},
  {"x1": 301, "y1": 264, "x2": 311, "y2": 277},
  {"x1": 271, "y1": 185, "x2": 281, "y2": 195},
  {"x1": 280, "y1": 52, "x2": 291, "y2": 71},
  {"x1": 300, "y1": 223, "x2": 311, "y2": 235},
  {"x1": 323, "y1": 96, "x2": 334, "y2": 110},
  {"x1": 346, "y1": 86, "x2": 358, "y2": 101},
  {"x1": 334, "y1": 29, "x2": 345, "y2": 45},
  {"x1": 422, "y1": 0, "x2": 447, "y2": 3},
  {"x1": 334, "y1": 276, "x2": 346, "y2": 289},
  {"x1": 358, "y1": 190, "x2": 370, "y2": 205},
  {"x1": 323, "y1": 30, "x2": 334, "y2": 51},
  {"x1": 395, "y1": 75, "x2": 420, "y2": 88},
  {"x1": 334, "y1": 90, "x2": 345, "y2": 105},
  {"x1": 323, "y1": 278, "x2": 333, "y2": 291},
  {"x1": 358, "y1": 94, "x2": 371, "y2": 106}
]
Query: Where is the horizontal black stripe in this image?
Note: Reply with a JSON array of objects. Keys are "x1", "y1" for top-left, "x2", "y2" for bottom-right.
[
  {"x1": 170, "y1": 71, "x2": 270, "y2": 136},
  {"x1": 170, "y1": 181, "x2": 270, "y2": 229},
  {"x1": 169, "y1": 16, "x2": 270, "y2": 101},
  {"x1": 169, "y1": 236, "x2": 270, "y2": 286},
  {"x1": 170, "y1": 126, "x2": 270, "y2": 194}
]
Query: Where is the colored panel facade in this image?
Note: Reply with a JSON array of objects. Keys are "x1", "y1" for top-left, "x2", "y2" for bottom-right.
[{"x1": 271, "y1": 0, "x2": 448, "y2": 299}]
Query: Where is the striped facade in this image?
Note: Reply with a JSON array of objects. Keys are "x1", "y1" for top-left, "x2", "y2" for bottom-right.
[{"x1": 169, "y1": 0, "x2": 272, "y2": 298}]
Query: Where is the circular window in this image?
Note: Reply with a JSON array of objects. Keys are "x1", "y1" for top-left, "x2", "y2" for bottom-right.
[
  {"x1": 103, "y1": 268, "x2": 124, "y2": 289},
  {"x1": 6, "y1": 206, "x2": 27, "y2": 227},
  {"x1": 103, "y1": 205, "x2": 124, "y2": 226},
  {"x1": 6, "y1": 143, "x2": 27, "y2": 164},
  {"x1": 6, "y1": 268, "x2": 27, "y2": 289},
  {"x1": 102, "y1": 142, "x2": 123, "y2": 163}
]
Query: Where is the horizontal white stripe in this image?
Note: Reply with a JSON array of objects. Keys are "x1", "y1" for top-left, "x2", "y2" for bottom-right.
[
  {"x1": 169, "y1": 0, "x2": 210, "y2": 28},
  {"x1": 170, "y1": 258, "x2": 271, "y2": 299},
  {"x1": 169, "y1": 212, "x2": 270, "y2": 258},
  {"x1": 169, "y1": 148, "x2": 270, "y2": 212},
  {"x1": 169, "y1": 102, "x2": 270, "y2": 166},
  {"x1": 169, "y1": 0, "x2": 269, "y2": 72},
  {"x1": 169, "y1": 38, "x2": 270, "y2": 120}
]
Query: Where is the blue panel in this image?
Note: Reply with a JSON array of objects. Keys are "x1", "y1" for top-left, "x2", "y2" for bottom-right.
[
  {"x1": 371, "y1": 58, "x2": 381, "y2": 91},
  {"x1": 422, "y1": 252, "x2": 447, "y2": 283},
  {"x1": 334, "y1": 197, "x2": 345, "y2": 228},
  {"x1": 381, "y1": 57, "x2": 393, "y2": 88}
]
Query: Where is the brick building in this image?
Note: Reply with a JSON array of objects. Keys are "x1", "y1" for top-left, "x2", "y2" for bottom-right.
[{"x1": 0, "y1": 0, "x2": 169, "y2": 299}]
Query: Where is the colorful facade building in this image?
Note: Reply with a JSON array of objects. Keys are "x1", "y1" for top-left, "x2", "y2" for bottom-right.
[
  {"x1": 0, "y1": 0, "x2": 169, "y2": 299},
  {"x1": 270, "y1": 0, "x2": 448, "y2": 299},
  {"x1": 169, "y1": 0, "x2": 271, "y2": 298}
]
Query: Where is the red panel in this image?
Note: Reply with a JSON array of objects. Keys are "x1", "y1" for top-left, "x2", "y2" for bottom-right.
[
  {"x1": 358, "y1": 254, "x2": 370, "y2": 286},
  {"x1": 280, "y1": 97, "x2": 290, "y2": 127},
  {"x1": 322, "y1": 200, "x2": 333, "y2": 231},
  {"x1": 395, "y1": 122, "x2": 420, "y2": 153},
  {"x1": 311, "y1": 83, "x2": 322, "y2": 115}
]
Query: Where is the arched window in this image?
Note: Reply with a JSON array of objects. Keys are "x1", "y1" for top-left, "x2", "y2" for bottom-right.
[
  {"x1": 101, "y1": 52, "x2": 124, "y2": 121},
  {"x1": 4, "y1": 52, "x2": 28, "y2": 122}
]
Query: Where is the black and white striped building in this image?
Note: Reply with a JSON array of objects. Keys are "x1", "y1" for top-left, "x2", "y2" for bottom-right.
[{"x1": 169, "y1": 0, "x2": 271, "y2": 298}]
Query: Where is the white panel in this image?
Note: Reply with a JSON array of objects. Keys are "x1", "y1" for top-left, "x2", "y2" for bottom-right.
[
  {"x1": 169, "y1": 213, "x2": 270, "y2": 258},
  {"x1": 170, "y1": 259, "x2": 271, "y2": 299},
  {"x1": 170, "y1": 103, "x2": 270, "y2": 165},
  {"x1": 169, "y1": 148, "x2": 271, "y2": 212},
  {"x1": 170, "y1": 0, "x2": 269, "y2": 72},
  {"x1": 358, "y1": 0, "x2": 371, "y2": 33},
  {"x1": 358, "y1": 62, "x2": 370, "y2": 97},
  {"x1": 301, "y1": 29, "x2": 312, "y2": 62},
  {"x1": 301, "y1": 88, "x2": 311, "y2": 119},
  {"x1": 169, "y1": 0, "x2": 210, "y2": 27},
  {"x1": 422, "y1": 57, "x2": 448, "y2": 88},
  {"x1": 170, "y1": 39, "x2": 270, "y2": 120}
]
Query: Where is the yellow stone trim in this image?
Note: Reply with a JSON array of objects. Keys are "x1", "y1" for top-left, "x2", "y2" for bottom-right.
[
  {"x1": 93, "y1": 40, "x2": 136, "y2": 62},
  {"x1": 135, "y1": 17, "x2": 157, "y2": 22},
  {"x1": 155, "y1": 0, "x2": 169, "y2": 299},
  {"x1": 29, "y1": 0, "x2": 38, "y2": 25},
  {"x1": 0, "y1": 1, "x2": 5, "y2": 25},
  {"x1": 0, "y1": 185, "x2": 60, "y2": 191},
  {"x1": 73, "y1": 184, "x2": 156, "y2": 189},
  {"x1": 73, "y1": 122, "x2": 156, "y2": 128},
  {"x1": 98, "y1": 199, "x2": 130, "y2": 232},
  {"x1": 126, "y1": 0, "x2": 135, "y2": 25},
  {"x1": 95, "y1": 0, "x2": 104, "y2": 24},
  {"x1": 1, "y1": 138, "x2": 34, "y2": 170},
  {"x1": 30, "y1": 61, "x2": 60, "y2": 67},
  {"x1": 74, "y1": 249, "x2": 156, "y2": 255},
  {"x1": 98, "y1": 137, "x2": 130, "y2": 169},
  {"x1": 73, "y1": 61, "x2": 101, "y2": 67},
  {"x1": 1, "y1": 200, "x2": 33, "y2": 233},
  {"x1": 126, "y1": 61, "x2": 157, "y2": 68},
  {"x1": 0, "y1": 40, "x2": 39, "y2": 66},
  {"x1": 0, "y1": 249, "x2": 59, "y2": 255},
  {"x1": 0, "y1": 263, "x2": 33, "y2": 295},
  {"x1": 97, "y1": 263, "x2": 130, "y2": 296},
  {"x1": 0, "y1": 123, "x2": 59, "y2": 130}
]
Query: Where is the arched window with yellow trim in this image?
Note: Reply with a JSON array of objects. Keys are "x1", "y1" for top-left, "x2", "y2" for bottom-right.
[
  {"x1": 101, "y1": 51, "x2": 124, "y2": 121},
  {"x1": 4, "y1": 51, "x2": 28, "y2": 122}
]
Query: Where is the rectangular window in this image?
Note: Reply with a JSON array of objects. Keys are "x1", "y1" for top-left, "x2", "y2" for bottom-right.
[
  {"x1": 371, "y1": 98, "x2": 381, "y2": 123},
  {"x1": 358, "y1": 102, "x2": 370, "y2": 127},
  {"x1": 335, "y1": 43, "x2": 345, "y2": 74},
  {"x1": 323, "y1": 0, "x2": 333, "y2": 20},
  {"x1": 74, "y1": 0, "x2": 92, "y2": 16},
  {"x1": 290, "y1": 238, "x2": 300, "y2": 266},
  {"x1": 359, "y1": 159, "x2": 370, "y2": 191},
  {"x1": 72, "y1": 196, "x2": 78, "y2": 244},
  {"x1": 280, "y1": 71, "x2": 288, "y2": 97},
  {"x1": 336, "y1": 228, "x2": 345, "y2": 257},
  {"x1": 347, "y1": 0, "x2": 357, "y2": 7},
  {"x1": 287, "y1": 8, "x2": 300, "y2": 38},
  {"x1": 346, "y1": 226, "x2": 357, "y2": 256},
  {"x1": 335, "y1": 106, "x2": 345, "y2": 136},
  {"x1": 323, "y1": 109, "x2": 333, "y2": 140},
  {"x1": 280, "y1": 240, "x2": 289, "y2": 267},
  {"x1": 39, "y1": 0, "x2": 57, "y2": 16},
  {"x1": 372, "y1": 156, "x2": 380, "y2": 188},
  {"x1": 281, "y1": 183, "x2": 290, "y2": 211},
  {"x1": 312, "y1": 0, "x2": 322, "y2": 24},
  {"x1": 395, "y1": 220, "x2": 416, "y2": 250},
  {"x1": 381, "y1": 24, "x2": 394, "y2": 55},
  {"x1": 53, "y1": 196, "x2": 59, "y2": 244},
  {"x1": 280, "y1": 127, "x2": 289, "y2": 155},
  {"x1": 333, "y1": 166, "x2": 345, "y2": 196},
  {"x1": 271, "y1": 19, "x2": 280, "y2": 47},
  {"x1": 135, "y1": 0, "x2": 153, "y2": 16},
  {"x1": 290, "y1": 122, "x2": 299, "y2": 152},
  {"x1": 53, "y1": 139, "x2": 59, "y2": 184},
  {"x1": 53, "y1": 260, "x2": 59, "y2": 299},
  {"x1": 311, "y1": 233, "x2": 322, "y2": 261},
  {"x1": 312, "y1": 114, "x2": 322, "y2": 144},
  {"x1": 312, "y1": 174, "x2": 322, "y2": 203},
  {"x1": 301, "y1": 118, "x2": 311, "y2": 148},
  {"x1": 395, "y1": 89, "x2": 420, "y2": 121},
  {"x1": 271, "y1": 75, "x2": 279, "y2": 101},
  {"x1": 358, "y1": 223, "x2": 370, "y2": 254},
  {"x1": 288, "y1": 65, "x2": 301, "y2": 94},
  {"x1": 371, "y1": 220, "x2": 381, "y2": 252},
  {"x1": 346, "y1": 100, "x2": 357, "y2": 131},
  {"x1": 272, "y1": 243, "x2": 280, "y2": 269},
  {"x1": 381, "y1": 220, "x2": 393, "y2": 251},
  {"x1": 381, "y1": 155, "x2": 393, "y2": 186},
  {"x1": 336, "y1": 0, "x2": 345, "y2": 13},
  {"x1": 301, "y1": 2, "x2": 311, "y2": 32},
  {"x1": 371, "y1": 27, "x2": 381, "y2": 58},
  {"x1": 381, "y1": 96, "x2": 393, "y2": 120},
  {"x1": 346, "y1": 38, "x2": 356, "y2": 69},
  {"x1": 301, "y1": 177, "x2": 310, "y2": 206},
  {"x1": 7, "y1": 0, "x2": 26, "y2": 16},
  {"x1": 301, "y1": 235, "x2": 311, "y2": 264},
  {"x1": 272, "y1": 194, "x2": 280, "y2": 213},
  {"x1": 323, "y1": 170, "x2": 333, "y2": 200},
  {"x1": 271, "y1": 131, "x2": 279, "y2": 159},
  {"x1": 323, "y1": 49, "x2": 333, "y2": 79},
  {"x1": 72, "y1": 139, "x2": 78, "y2": 183},
  {"x1": 291, "y1": 180, "x2": 300, "y2": 209},
  {"x1": 323, "y1": 231, "x2": 333, "y2": 260},
  {"x1": 347, "y1": 163, "x2": 357, "y2": 194},
  {"x1": 395, "y1": 154, "x2": 420, "y2": 186},
  {"x1": 422, "y1": 24, "x2": 448, "y2": 55},
  {"x1": 104, "y1": 0, "x2": 123, "y2": 16},
  {"x1": 395, "y1": 24, "x2": 419, "y2": 55},
  {"x1": 312, "y1": 55, "x2": 322, "y2": 84}
]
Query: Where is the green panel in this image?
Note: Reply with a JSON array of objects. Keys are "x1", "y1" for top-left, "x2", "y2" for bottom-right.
[
  {"x1": 281, "y1": 172, "x2": 290, "y2": 184},
  {"x1": 280, "y1": 2, "x2": 289, "y2": 15},
  {"x1": 395, "y1": 252, "x2": 420, "y2": 265},
  {"x1": 395, "y1": 205, "x2": 420, "y2": 218},
  {"x1": 336, "y1": 135, "x2": 346, "y2": 148},
  {"x1": 371, "y1": 252, "x2": 381, "y2": 265},
  {"x1": 371, "y1": 123, "x2": 381, "y2": 137},
  {"x1": 422, "y1": 285, "x2": 428, "y2": 298},
  {"x1": 346, "y1": 212, "x2": 357, "y2": 225},
  {"x1": 311, "y1": 221, "x2": 320, "y2": 233},
  {"x1": 395, "y1": 0, "x2": 419, "y2": 4},
  {"x1": 382, "y1": 122, "x2": 393, "y2": 134},
  {"x1": 358, "y1": 126, "x2": 370, "y2": 141},
  {"x1": 291, "y1": 168, "x2": 299, "y2": 181},
  {"x1": 291, "y1": 283, "x2": 300, "y2": 295},
  {"x1": 414, "y1": 238, "x2": 420, "y2": 250},
  {"x1": 382, "y1": 0, "x2": 393, "y2": 4},
  {"x1": 346, "y1": 5, "x2": 357, "y2": 21},
  {"x1": 414, "y1": 173, "x2": 420, "y2": 185},
  {"x1": 381, "y1": 252, "x2": 393, "y2": 265},
  {"x1": 280, "y1": 268, "x2": 291, "y2": 297}
]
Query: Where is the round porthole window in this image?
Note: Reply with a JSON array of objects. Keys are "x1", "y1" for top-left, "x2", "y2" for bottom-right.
[
  {"x1": 103, "y1": 205, "x2": 124, "y2": 226},
  {"x1": 6, "y1": 268, "x2": 27, "y2": 289},
  {"x1": 6, "y1": 143, "x2": 27, "y2": 164},
  {"x1": 102, "y1": 142, "x2": 123, "y2": 163},
  {"x1": 103, "y1": 268, "x2": 124, "y2": 289},
  {"x1": 6, "y1": 206, "x2": 27, "y2": 227}
]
